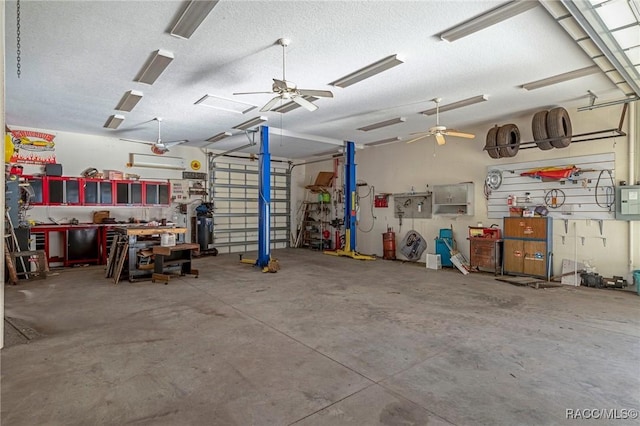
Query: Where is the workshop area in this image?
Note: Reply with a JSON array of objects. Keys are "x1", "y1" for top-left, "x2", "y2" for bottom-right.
[
  {"x1": 3, "y1": 249, "x2": 639, "y2": 425},
  {"x1": 3, "y1": 0, "x2": 640, "y2": 424}
]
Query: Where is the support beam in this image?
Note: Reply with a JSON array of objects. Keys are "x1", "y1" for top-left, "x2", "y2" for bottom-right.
[
  {"x1": 324, "y1": 141, "x2": 375, "y2": 261},
  {"x1": 257, "y1": 126, "x2": 271, "y2": 268}
]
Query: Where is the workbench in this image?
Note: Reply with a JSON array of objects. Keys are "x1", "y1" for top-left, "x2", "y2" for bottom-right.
[
  {"x1": 151, "y1": 243, "x2": 200, "y2": 284},
  {"x1": 114, "y1": 226, "x2": 187, "y2": 282}
]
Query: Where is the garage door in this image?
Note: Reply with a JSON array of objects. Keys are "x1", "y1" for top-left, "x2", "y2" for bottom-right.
[{"x1": 210, "y1": 159, "x2": 290, "y2": 254}]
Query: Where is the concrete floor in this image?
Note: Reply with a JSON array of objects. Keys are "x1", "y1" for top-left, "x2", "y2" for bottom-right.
[{"x1": 2, "y1": 248, "x2": 639, "y2": 425}]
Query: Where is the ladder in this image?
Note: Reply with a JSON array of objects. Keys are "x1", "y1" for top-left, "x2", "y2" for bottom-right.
[{"x1": 4, "y1": 209, "x2": 29, "y2": 282}]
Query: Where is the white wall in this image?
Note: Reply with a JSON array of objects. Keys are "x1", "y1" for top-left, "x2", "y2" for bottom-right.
[
  {"x1": 11, "y1": 126, "x2": 207, "y2": 226},
  {"x1": 305, "y1": 105, "x2": 639, "y2": 279}
]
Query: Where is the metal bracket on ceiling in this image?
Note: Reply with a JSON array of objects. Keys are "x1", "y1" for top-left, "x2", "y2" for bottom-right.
[{"x1": 587, "y1": 90, "x2": 598, "y2": 107}]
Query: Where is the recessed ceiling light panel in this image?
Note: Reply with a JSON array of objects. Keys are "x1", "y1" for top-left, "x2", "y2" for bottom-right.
[
  {"x1": 103, "y1": 114, "x2": 125, "y2": 129},
  {"x1": 195, "y1": 95, "x2": 257, "y2": 114},
  {"x1": 115, "y1": 90, "x2": 143, "y2": 112},
  {"x1": 136, "y1": 49, "x2": 174, "y2": 85}
]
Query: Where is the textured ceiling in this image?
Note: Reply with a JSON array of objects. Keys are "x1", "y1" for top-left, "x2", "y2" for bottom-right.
[{"x1": 4, "y1": 0, "x2": 627, "y2": 159}]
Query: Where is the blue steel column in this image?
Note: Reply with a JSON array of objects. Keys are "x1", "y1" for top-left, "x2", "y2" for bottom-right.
[
  {"x1": 257, "y1": 126, "x2": 271, "y2": 267},
  {"x1": 344, "y1": 141, "x2": 357, "y2": 251}
]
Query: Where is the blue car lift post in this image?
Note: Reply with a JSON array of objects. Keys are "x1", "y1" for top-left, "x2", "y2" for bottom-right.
[
  {"x1": 324, "y1": 141, "x2": 375, "y2": 261},
  {"x1": 239, "y1": 126, "x2": 275, "y2": 272}
]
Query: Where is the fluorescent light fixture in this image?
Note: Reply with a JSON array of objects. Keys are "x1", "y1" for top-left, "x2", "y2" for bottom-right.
[
  {"x1": 272, "y1": 96, "x2": 318, "y2": 113},
  {"x1": 357, "y1": 117, "x2": 406, "y2": 131},
  {"x1": 206, "y1": 131, "x2": 232, "y2": 143},
  {"x1": 128, "y1": 153, "x2": 185, "y2": 170},
  {"x1": 115, "y1": 90, "x2": 143, "y2": 112},
  {"x1": 232, "y1": 116, "x2": 268, "y2": 131},
  {"x1": 195, "y1": 94, "x2": 257, "y2": 114},
  {"x1": 420, "y1": 95, "x2": 488, "y2": 115},
  {"x1": 103, "y1": 114, "x2": 125, "y2": 129},
  {"x1": 135, "y1": 49, "x2": 174, "y2": 85},
  {"x1": 521, "y1": 66, "x2": 600, "y2": 90},
  {"x1": 367, "y1": 137, "x2": 402, "y2": 147},
  {"x1": 439, "y1": 0, "x2": 539, "y2": 42},
  {"x1": 170, "y1": 0, "x2": 219, "y2": 39},
  {"x1": 329, "y1": 54, "x2": 404, "y2": 88}
]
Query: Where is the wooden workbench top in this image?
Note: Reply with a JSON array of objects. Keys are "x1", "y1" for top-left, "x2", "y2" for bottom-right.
[
  {"x1": 152, "y1": 243, "x2": 200, "y2": 256},
  {"x1": 116, "y1": 227, "x2": 187, "y2": 236}
]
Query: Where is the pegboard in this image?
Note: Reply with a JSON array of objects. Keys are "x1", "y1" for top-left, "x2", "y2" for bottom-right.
[
  {"x1": 393, "y1": 192, "x2": 433, "y2": 219},
  {"x1": 486, "y1": 153, "x2": 616, "y2": 220}
]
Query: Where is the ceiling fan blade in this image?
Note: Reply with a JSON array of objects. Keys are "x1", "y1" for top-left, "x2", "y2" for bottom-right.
[
  {"x1": 292, "y1": 95, "x2": 318, "y2": 111},
  {"x1": 406, "y1": 134, "x2": 432, "y2": 144},
  {"x1": 120, "y1": 138, "x2": 154, "y2": 146},
  {"x1": 261, "y1": 96, "x2": 282, "y2": 112},
  {"x1": 435, "y1": 133, "x2": 446, "y2": 145},
  {"x1": 297, "y1": 89, "x2": 334, "y2": 98},
  {"x1": 233, "y1": 91, "x2": 274, "y2": 95},
  {"x1": 163, "y1": 140, "x2": 189, "y2": 148},
  {"x1": 446, "y1": 130, "x2": 476, "y2": 139}
]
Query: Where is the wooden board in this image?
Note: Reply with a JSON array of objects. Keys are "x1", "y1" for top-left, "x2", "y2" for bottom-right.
[
  {"x1": 113, "y1": 242, "x2": 128, "y2": 285},
  {"x1": 4, "y1": 241, "x2": 18, "y2": 285},
  {"x1": 104, "y1": 234, "x2": 121, "y2": 278},
  {"x1": 118, "y1": 227, "x2": 186, "y2": 236},
  {"x1": 152, "y1": 243, "x2": 200, "y2": 256}
]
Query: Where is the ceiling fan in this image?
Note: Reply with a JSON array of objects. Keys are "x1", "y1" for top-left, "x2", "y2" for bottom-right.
[
  {"x1": 120, "y1": 117, "x2": 188, "y2": 155},
  {"x1": 233, "y1": 38, "x2": 333, "y2": 112},
  {"x1": 406, "y1": 98, "x2": 475, "y2": 145}
]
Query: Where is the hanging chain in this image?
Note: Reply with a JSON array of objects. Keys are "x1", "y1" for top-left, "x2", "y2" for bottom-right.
[{"x1": 16, "y1": 0, "x2": 21, "y2": 78}]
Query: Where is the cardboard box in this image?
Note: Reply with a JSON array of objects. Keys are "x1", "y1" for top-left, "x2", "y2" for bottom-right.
[
  {"x1": 93, "y1": 210, "x2": 110, "y2": 224},
  {"x1": 104, "y1": 170, "x2": 124, "y2": 180},
  {"x1": 305, "y1": 171, "x2": 334, "y2": 193}
]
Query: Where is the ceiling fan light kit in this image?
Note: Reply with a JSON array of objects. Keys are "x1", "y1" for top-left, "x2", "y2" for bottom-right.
[
  {"x1": 120, "y1": 117, "x2": 188, "y2": 154},
  {"x1": 136, "y1": 49, "x2": 174, "y2": 85},
  {"x1": 439, "y1": 0, "x2": 539, "y2": 42},
  {"x1": 232, "y1": 116, "x2": 268, "y2": 131},
  {"x1": 329, "y1": 54, "x2": 404, "y2": 88},
  {"x1": 170, "y1": 0, "x2": 219, "y2": 39},
  {"x1": 357, "y1": 117, "x2": 406, "y2": 131},
  {"x1": 234, "y1": 38, "x2": 333, "y2": 112},
  {"x1": 103, "y1": 114, "x2": 125, "y2": 129},
  {"x1": 419, "y1": 95, "x2": 488, "y2": 115},
  {"x1": 407, "y1": 98, "x2": 475, "y2": 145},
  {"x1": 115, "y1": 90, "x2": 143, "y2": 112}
]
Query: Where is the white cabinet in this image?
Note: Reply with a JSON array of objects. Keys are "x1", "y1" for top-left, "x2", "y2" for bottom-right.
[{"x1": 432, "y1": 183, "x2": 474, "y2": 215}]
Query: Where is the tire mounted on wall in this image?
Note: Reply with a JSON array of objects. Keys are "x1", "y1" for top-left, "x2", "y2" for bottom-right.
[
  {"x1": 497, "y1": 124, "x2": 520, "y2": 158},
  {"x1": 547, "y1": 107, "x2": 572, "y2": 148},
  {"x1": 532, "y1": 110, "x2": 554, "y2": 150},
  {"x1": 485, "y1": 126, "x2": 500, "y2": 159}
]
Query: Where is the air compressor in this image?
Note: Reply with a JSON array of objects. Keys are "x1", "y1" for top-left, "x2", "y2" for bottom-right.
[{"x1": 194, "y1": 202, "x2": 217, "y2": 255}]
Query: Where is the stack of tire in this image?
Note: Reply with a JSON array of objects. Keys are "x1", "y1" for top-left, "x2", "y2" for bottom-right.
[
  {"x1": 484, "y1": 107, "x2": 572, "y2": 159},
  {"x1": 485, "y1": 124, "x2": 521, "y2": 159},
  {"x1": 531, "y1": 107, "x2": 572, "y2": 150}
]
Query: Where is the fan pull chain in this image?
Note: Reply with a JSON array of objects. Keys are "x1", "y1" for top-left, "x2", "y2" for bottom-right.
[{"x1": 16, "y1": 0, "x2": 21, "y2": 78}]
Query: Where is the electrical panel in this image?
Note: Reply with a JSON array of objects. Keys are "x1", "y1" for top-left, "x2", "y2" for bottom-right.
[
  {"x1": 393, "y1": 192, "x2": 432, "y2": 219},
  {"x1": 616, "y1": 185, "x2": 640, "y2": 220}
]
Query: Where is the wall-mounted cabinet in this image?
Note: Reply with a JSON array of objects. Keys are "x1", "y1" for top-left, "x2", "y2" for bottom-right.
[
  {"x1": 115, "y1": 181, "x2": 143, "y2": 206},
  {"x1": 20, "y1": 176, "x2": 170, "y2": 207},
  {"x1": 46, "y1": 177, "x2": 82, "y2": 206},
  {"x1": 432, "y1": 183, "x2": 474, "y2": 215},
  {"x1": 83, "y1": 179, "x2": 114, "y2": 205}
]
